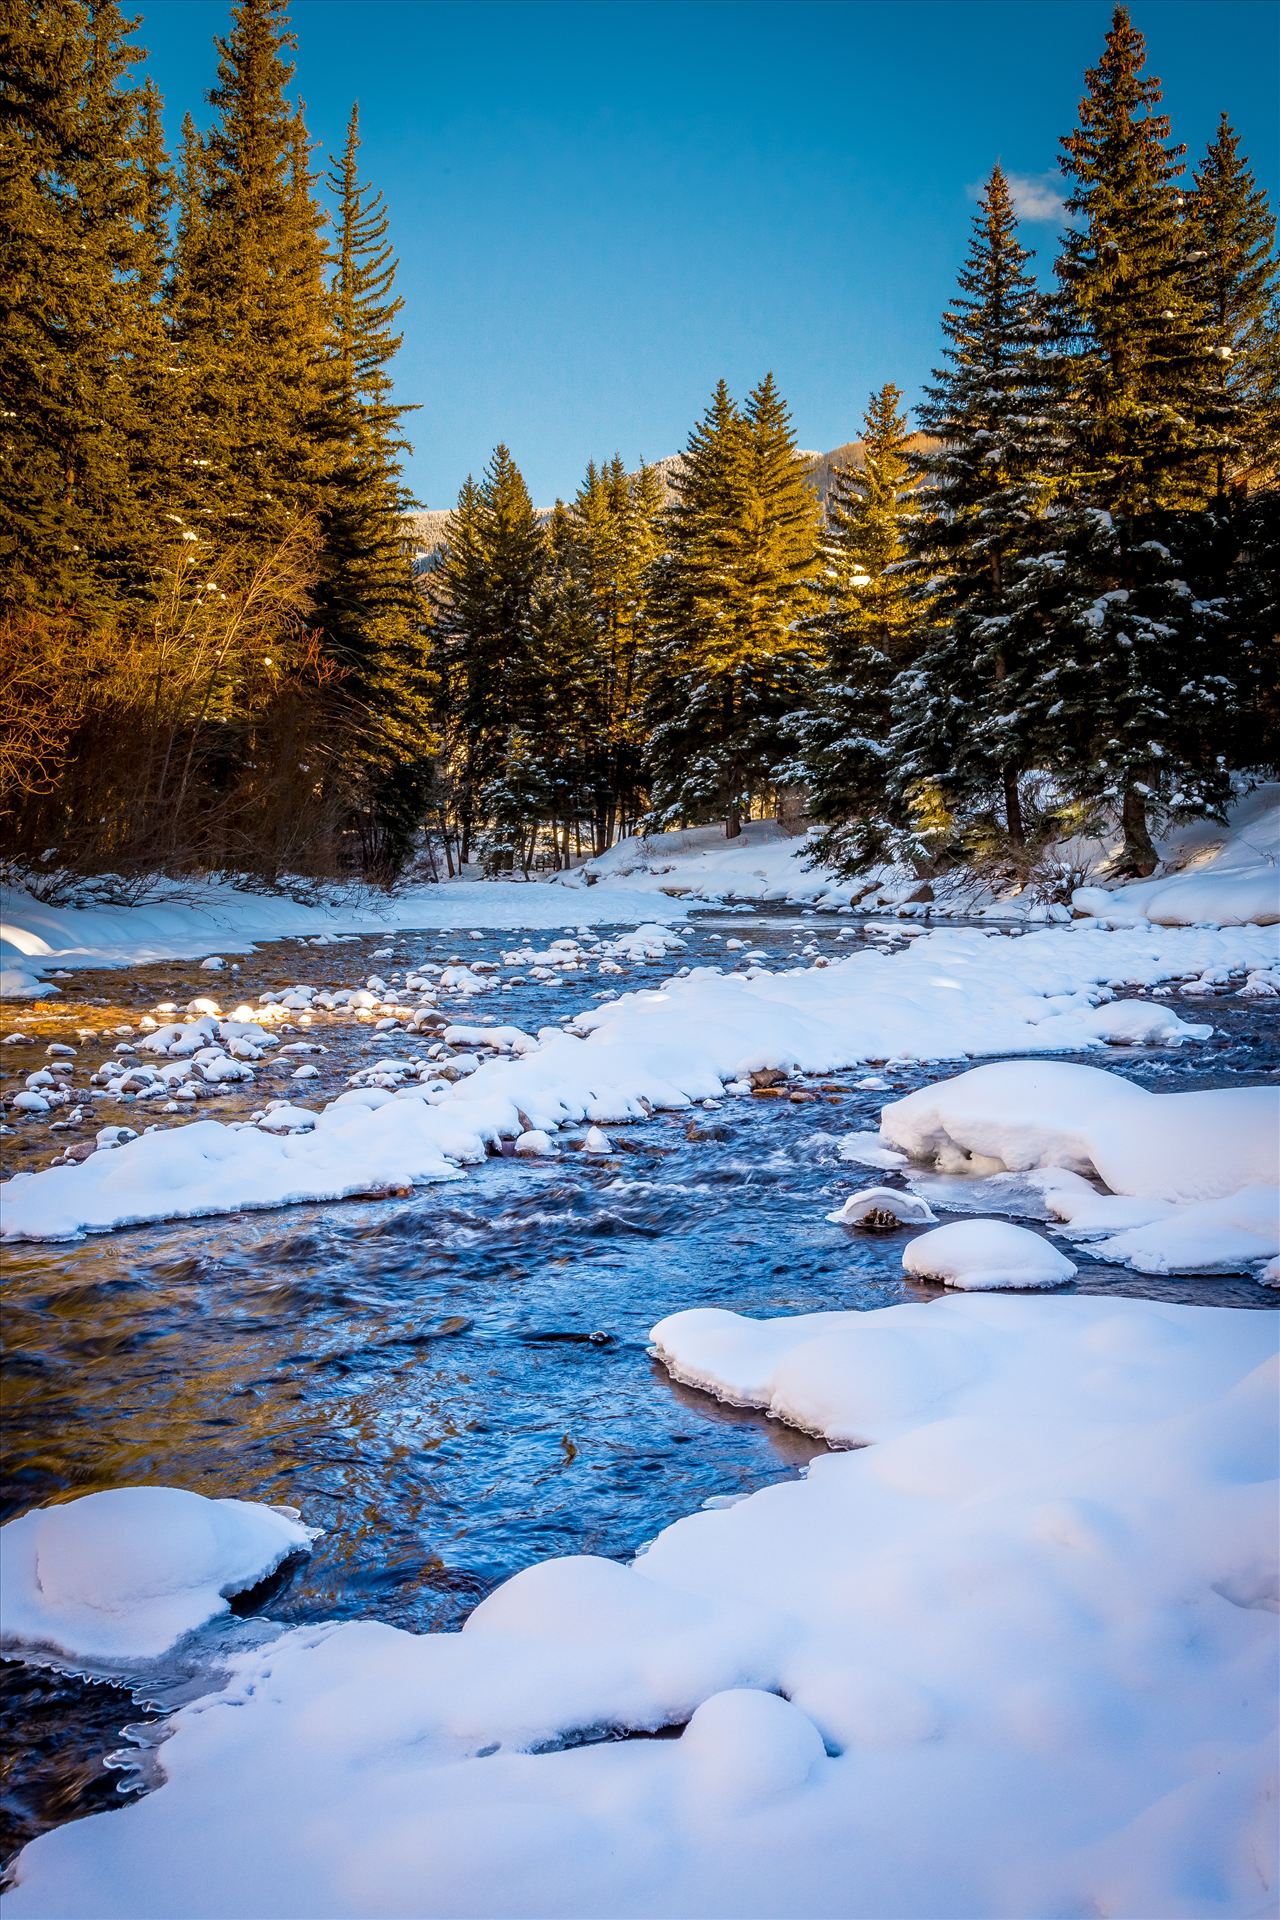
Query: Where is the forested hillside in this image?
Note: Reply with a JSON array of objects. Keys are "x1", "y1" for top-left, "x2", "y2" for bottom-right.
[{"x1": 2, "y1": 0, "x2": 1276, "y2": 891}]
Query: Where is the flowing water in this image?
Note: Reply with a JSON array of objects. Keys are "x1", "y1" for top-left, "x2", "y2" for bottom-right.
[{"x1": 1, "y1": 909, "x2": 1276, "y2": 1875}]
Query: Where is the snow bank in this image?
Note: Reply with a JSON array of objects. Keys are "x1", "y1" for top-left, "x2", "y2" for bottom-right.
[
  {"x1": 6, "y1": 1297, "x2": 1276, "y2": 1918},
  {"x1": 0, "y1": 877, "x2": 686, "y2": 999},
  {"x1": 567, "y1": 822, "x2": 851, "y2": 907},
  {"x1": 881, "y1": 1060, "x2": 1280, "y2": 1276},
  {"x1": 0, "y1": 1487, "x2": 316, "y2": 1666},
  {"x1": 569, "y1": 786, "x2": 1280, "y2": 930},
  {"x1": 4, "y1": 922, "x2": 1272, "y2": 1242},
  {"x1": 1074, "y1": 785, "x2": 1279, "y2": 928}
]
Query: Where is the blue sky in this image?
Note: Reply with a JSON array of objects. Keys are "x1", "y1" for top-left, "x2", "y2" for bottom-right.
[{"x1": 134, "y1": 0, "x2": 1279, "y2": 507}]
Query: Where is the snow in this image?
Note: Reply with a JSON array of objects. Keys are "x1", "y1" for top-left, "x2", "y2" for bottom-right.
[
  {"x1": 567, "y1": 784, "x2": 1280, "y2": 929},
  {"x1": 566, "y1": 821, "x2": 839, "y2": 906},
  {"x1": 4, "y1": 921, "x2": 1275, "y2": 1243},
  {"x1": 881, "y1": 1060, "x2": 1280, "y2": 1277},
  {"x1": 0, "y1": 1487, "x2": 317, "y2": 1668},
  {"x1": 0, "y1": 878, "x2": 687, "y2": 1000},
  {"x1": 5, "y1": 1296, "x2": 1275, "y2": 1919},
  {"x1": 1074, "y1": 786, "x2": 1279, "y2": 928},
  {"x1": 826, "y1": 1186, "x2": 937, "y2": 1228},
  {"x1": 900, "y1": 1217, "x2": 1077, "y2": 1290}
]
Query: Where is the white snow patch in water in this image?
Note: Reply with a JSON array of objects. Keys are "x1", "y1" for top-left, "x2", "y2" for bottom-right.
[
  {"x1": 0, "y1": 1487, "x2": 317, "y2": 1666},
  {"x1": 901, "y1": 1217, "x2": 1077, "y2": 1290},
  {"x1": 3, "y1": 923, "x2": 1274, "y2": 1243}
]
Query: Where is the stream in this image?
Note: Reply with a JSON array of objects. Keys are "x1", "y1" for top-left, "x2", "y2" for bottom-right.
[{"x1": 2, "y1": 907, "x2": 1276, "y2": 1876}]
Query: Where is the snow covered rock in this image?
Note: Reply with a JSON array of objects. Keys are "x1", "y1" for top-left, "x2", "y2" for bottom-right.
[
  {"x1": 256, "y1": 1104, "x2": 319, "y2": 1135},
  {"x1": 678, "y1": 1688, "x2": 826, "y2": 1809},
  {"x1": 1078, "y1": 998, "x2": 1212, "y2": 1045},
  {"x1": 901, "y1": 1218, "x2": 1077, "y2": 1291},
  {"x1": 0, "y1": 1487, "x2": 317, "y2": 1666},
  {"x1": 826, "y1": 1186, "x2": 937, "y2": 1230}
]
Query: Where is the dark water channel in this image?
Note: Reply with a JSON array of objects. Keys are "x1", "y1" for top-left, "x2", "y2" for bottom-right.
[{"x1": 1, "y1": 908, "x2": 1276, "y2": 1874}]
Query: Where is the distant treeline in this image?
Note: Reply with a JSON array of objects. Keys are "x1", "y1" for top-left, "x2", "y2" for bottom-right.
[{"x1": 2, "y1": 1, "x2": 1276, "y2": 891}]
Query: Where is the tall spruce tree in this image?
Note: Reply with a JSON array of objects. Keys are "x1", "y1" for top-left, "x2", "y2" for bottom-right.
[
  {"x1": 175, "y1": 0, "x2": 330, "y2": 552},
  {"x1": 1037, "y1": 5, "x2": 1228, "y2": 873},
  {"x1": 645, "y1": 374, "x2": 821, "y2": 837},
  {"x1": 0, "y1": 0, "x2": 153, "y2": 611},
  {"x1": 1190, "y1": 114, "x2": 1279, "y2": 494},
  {"x1": 317, "y1": 103, "x2": 431, "y2": 876},
  {"x1": 118, "y1": 76, "x2": 184, "y2": 575},
  {"x1": 794, "y1": 383, "x2": 920, "y2": 869},
  {"x1": 887, "y1": 166, "x2": 1057, "y2": 859},
  {"x1": 431, "y1": 446, "x2": 545, "y2": 865},
  {"x1": 1187, "y1": 116, "x2": 1280, "y2": 775}
]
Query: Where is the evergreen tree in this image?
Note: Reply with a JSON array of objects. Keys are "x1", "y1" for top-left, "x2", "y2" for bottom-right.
[
  {"x1": 888, "y1": 167, "x2": 1057, "y2": 860},
  {"x1": 1190, "y1": 113, "x2": 1279, "y2": 493},
  {"x1": 1187, "y1": 116, "x2": 1280, "y2": 776},
  {"x1": 118, "y1": 76, "x2": 185, "y2": 573},
  {"x1": 317, "y1": 103, "x2": 431, "y2": 876},
  {"x1": 1038, "y1": 4, "x2": 1228, "y2": 872},
  {"x1": 0, "y1": 0, "x2": 153, "y2": 611},
  {"x1": 645, "y1": 374, "x2": 821, "y2": 837},
  {"x1": 794, "y1": 383, "x2": 919, "y2": 868},
  {"x1": 563, "y1": 454, "x2": 662, "y2": 849},
  {"x1": 176, "y1": 0, "x2": 330, "y2": 552},
  {"x1": 431, "y1": 446, "x2": 545, "y2": 865}
]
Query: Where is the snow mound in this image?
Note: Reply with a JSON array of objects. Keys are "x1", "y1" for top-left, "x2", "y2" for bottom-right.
[
  {"x1": 901, "y1": 1218, "x2": 1077, "y2": 1291},
  {"x1": 0, "y1": 1486, "x2": 317, "y2": 1666},
  {"x1": 880, "y1": 1061, "x2": 1280, "y2": 1277},
  {"x1": 827, "y1": 1186, "x2": 936, "y2": 1229},
  {"x1": 6, "y1": 1299, "x2": 1272, "y2": 1918}
]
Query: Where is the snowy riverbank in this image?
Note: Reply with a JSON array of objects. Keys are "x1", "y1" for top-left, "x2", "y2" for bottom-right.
[
  {"x1": 3, "y1": 784, "x2": 1273, "y2": 1002},
  {"x1": 2, "y1": 1293, "x2": 1274, "y2": 1919},
  {"x1": 565, "y1": 783, "x2": 1280, "y2": 927},
  {"x1": 0, "y1": 877, "x2": 687, "y2": 1000}
]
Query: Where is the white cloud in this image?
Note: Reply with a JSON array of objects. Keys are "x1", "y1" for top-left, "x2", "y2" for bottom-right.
[
  {"x1": 966, "y1": 169, "x2": 1066, "y2": 224},
  {"x1": 1004, "y1": 171, "x2": 1066, "y2": 223}
]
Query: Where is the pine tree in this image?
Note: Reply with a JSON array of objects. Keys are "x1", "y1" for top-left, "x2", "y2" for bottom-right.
[
  {"x1": 177, "y1": 0, "x2": 330, "y2": 553},
  {"x1": 794, "y1": 383, "x2": 919, "y2": 868},
  {"x1": 887, "y1": 166, "x2": 1057, "y2": 860},
  {"x1": 1039, "y1": 4, "x2": 1227, "y2": 872},
  {"x1": 1186, "y1": 116, "x2": 1280, "y2": 777},
  {"x1": 431, "y1": 447, "x2": 545, "y2": 865},
  {"x1": 317, "y1": 103, "x2": 431, "y2": 877},
  {"x1": 117, "y1": 76, "x2": 185, "y2": 578},
  {"x1": 645, "y1": 375, "x2": 821, "y2": 837},
  {"x1": 1190, "y1": 114, "x2": 1279, "y2": 494},
  {"x1": 0, "y1": 0, "x2": 153, "y2": 611}
]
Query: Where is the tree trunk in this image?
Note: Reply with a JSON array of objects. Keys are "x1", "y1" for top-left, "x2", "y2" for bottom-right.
[
  {"x1": 726, "y1": 800, "x2": 741, "y2": 839},
  {"x1": 1120, "y1": 784, "x2": 1158, "y2": 877},
  {"x1": 1003, "y1": 767, "x2": 1025, "y2": 849}
]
